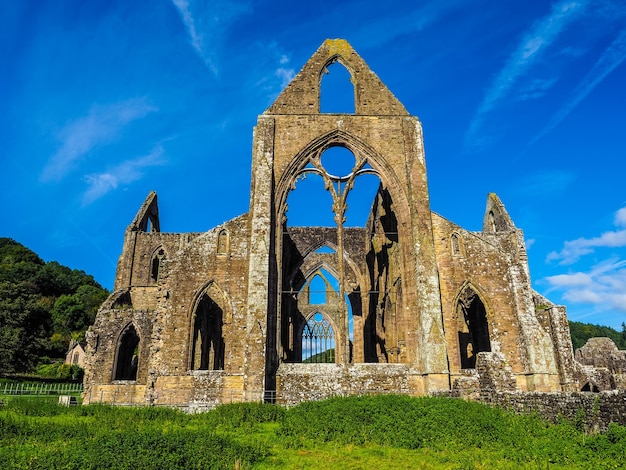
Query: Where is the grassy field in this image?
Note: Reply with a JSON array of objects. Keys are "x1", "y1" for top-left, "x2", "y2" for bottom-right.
[{"x1": 1, "y1": 394, "x2": 625, "y2": 469}]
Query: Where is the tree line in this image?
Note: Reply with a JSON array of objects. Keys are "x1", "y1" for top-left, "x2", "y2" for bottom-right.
[{"x1": 0, "y1": 238, "x2": 109, "y2": 374}]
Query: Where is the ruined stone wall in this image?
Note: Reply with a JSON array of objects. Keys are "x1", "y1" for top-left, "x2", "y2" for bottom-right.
[
  {"x1": 85, "y1": 214, "x2": 252, "y2": 405},
  {"x1": 432, "y1": 215, "x2": 526, "y2": 374},
  {"x1": 431, "y1": 213, "x2": 562, "y2": 391},
  {"x1": 478, "y1": 390, "x2": 626, "y2": 432}
]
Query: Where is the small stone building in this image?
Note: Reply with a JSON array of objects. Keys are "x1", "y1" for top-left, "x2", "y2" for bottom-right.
[
  {"x1": 84, "y1": 39, "x2": 586, "y2": 407},
  {"x1": 65, "y1": 340, "x2": 87, "y2": 369}
]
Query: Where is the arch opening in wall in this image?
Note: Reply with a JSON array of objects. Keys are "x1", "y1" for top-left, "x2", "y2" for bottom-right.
[
  {"x1": 190, "y1": 290, "x2": 225, "y2": 371},
  {"x1": 114, "y1": 323, "x2": 140, "y2": 381},
  {"x1": 320, "y1": 59, "x2": 355, "y2": 114},
  {"x1": 302, "y1": 312, "x2": 336, "y2": 363},
  {"x1": 150, "y1": 248, "x2": 166, "y2": 284},
  {"x1": 451, "y1": 233, "x2": 461, "y2": 256},
  {"x1": 217, "y1": 229, "x2": 229, "y2": 255},
  {"x1": 457, "y1": 286, "x2": 491, "y2": 369},
  {"x1": 364, "y1": 185, "x2": 403, "y2": 363},
  {"x1": 581, "y1": 382, "x2": 600, "y2": 393},
  {"x1": 280, "y1": 141, "x2": 405, "y2": 365}
]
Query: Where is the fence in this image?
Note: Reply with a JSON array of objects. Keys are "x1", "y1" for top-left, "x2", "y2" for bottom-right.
[{"x1": 1, "y1": 382, "x2": 83, "y2": 398}]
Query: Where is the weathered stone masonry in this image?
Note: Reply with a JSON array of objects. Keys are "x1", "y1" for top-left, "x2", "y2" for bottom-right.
[{"x1": 83, "y1": 39, "x2": 624, "y2": 414}]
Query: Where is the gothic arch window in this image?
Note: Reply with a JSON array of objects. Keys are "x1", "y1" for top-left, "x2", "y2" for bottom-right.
[
  {"x1": 150, "y1": 248, "x2": 166, "y2": 284},
  {"x1": 308, "y1": 274, "x2": 327, "y2": 304},
  {"x1": 457, "y1": 286, "x2": 491, "y2": 369},
  {"x1": 451, "y1": 233, "x2": 461, "y2": 256},
  {"x1": 320, "y1": 59, "x2": 355, "y2": 114},
  {"x1": 302, "y1": 312, "x2": 336, "y2": 363},
  {"x1": 114, "y1": 323, "x2": 140, "y2": 381},
  {"x1": 488, "y1": 211, "x2": 496, "y2": 233},
  {"x1": 190, "y1": 290, "x2": 225, "y2": 371},
  {"x1": 217, "y1": 229, "x2": 229, "y2": 255},
  {"x1": 279, "y1": 135, "x2": 406, "y2": 366}
]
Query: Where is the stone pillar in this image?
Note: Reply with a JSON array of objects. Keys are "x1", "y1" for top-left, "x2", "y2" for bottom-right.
[{"x1": 244, "y1": 116, "x2": 276, "y2": 398}]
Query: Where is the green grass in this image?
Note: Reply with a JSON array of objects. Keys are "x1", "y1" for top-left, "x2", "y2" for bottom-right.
[{"x1": 1, "y1": 395, "x2": 625, "y2": 469}]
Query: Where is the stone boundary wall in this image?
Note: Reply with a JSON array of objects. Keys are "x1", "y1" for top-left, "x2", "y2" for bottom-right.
[{"x1": 476, "y1": 390, "x2": 626, "y2": 432}]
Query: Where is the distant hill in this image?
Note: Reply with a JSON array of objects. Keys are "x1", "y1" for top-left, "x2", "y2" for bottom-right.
[
  {"x1": 569, "y1": 320, "x2": 626, "y2": 351},
  {"x1": 0, "y1": 238, "x2": 109, "y2": 374}
]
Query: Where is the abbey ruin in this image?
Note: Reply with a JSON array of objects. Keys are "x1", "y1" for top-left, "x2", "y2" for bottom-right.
[{"x1": 83, "y1": 40, "x2": 625, "y2": 408}]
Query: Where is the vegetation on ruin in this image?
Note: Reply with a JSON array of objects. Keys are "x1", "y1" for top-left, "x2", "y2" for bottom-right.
[
  {"x1": 1, "y1": 395, "x2": 625, "y2": 469},
  {"x1": 0, "y1": 238, "x2": 108, "y2": 375}
]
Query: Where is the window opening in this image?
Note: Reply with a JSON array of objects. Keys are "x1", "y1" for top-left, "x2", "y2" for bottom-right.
[
  {"x1": 191, "y1": 293, "x2": 225, "y2": 370},
  {"x1": 114, "y1": 324, "x2": 140, "y2": 380},
  {"x1": 320, "y1": 61, "x2": 355, "y2": 113},
  {"x1": 458, "y1": 288, "x2": 491, "y2": 369},
  {"x1": 150, "y1": 248, "x2": 165, "y2": 284},
  {"x1": 488, "y1": 211, "x2": 496, "y2": 232},
  {"x1": 345, "y1": 173, "x2": 381, "y2": 227},
  {"x1": 320, "y1": 146, "x2": 356, "y2": 177},
  {"x1": 285, "y1": 173, "x2": 335, "y2": 226},
  {"x1": 451, "y1": 234, "x2": 460, "y2": 255},
  {"x1": 217, "y1": 229, "x2": 229, "y2": 254},
  {"x1": 314, "y1": 245, "x2": 336, "y2": 254},
  {"x1": 302, "y1": 312, "x2": 336, "y2": 363},
  {"x1": 309, "y1": 274, "x2": 327, "y2": 304},
  {"x1": 581, "y1": 382, "x2": 600, "y2": 392}
]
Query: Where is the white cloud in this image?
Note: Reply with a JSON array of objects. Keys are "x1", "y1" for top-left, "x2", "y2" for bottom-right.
[
  {"x1": 41, "y1": 99, "x2": 157, "y2": 182},
  {"x1": 547, "y1": 206, "x2": 626, "y2": 264},
  {"x1": 545, "y1": 272, "x2": 593, "y2": 287},
  {"x1": 543, "y1": 259, "x2": 626, "y2": 312},
  {"x1": 465, "y1": 0, "x2": 590, "y2": 150},
  {"x1": 170, "y1": 0, "x2": 251, "y2": 75},
  {"x1": 529, "y1": 27, "x2": 626, "y2": 146},
  {"x1": 275, "y1": 67, "x2": 295, "y2": 89},
  {"x1": 615, "y1": 206, "x2": 626, "y2": 227},
  {"x1": 547, "y1": 229, "x2": 626, "y2": 265},
  {"x1": 82, "y1": 145, "x2": 166, "y2": 205}
]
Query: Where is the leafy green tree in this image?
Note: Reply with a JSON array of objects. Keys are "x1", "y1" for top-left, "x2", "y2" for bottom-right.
[
  {"x1": 0, "y1": 237, "x2": 109, "y2": 373},
  {"x1": 52, "y1": 294, "x2": 87, "y2": 333},
  {"x1": 0, "y1": 281, "x2": 51, "y2": 373},
  {"x1": 569, "y1": 320, "x2": 626, "y2": 351}
]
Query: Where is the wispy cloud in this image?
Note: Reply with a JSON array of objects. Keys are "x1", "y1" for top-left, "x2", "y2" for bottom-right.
[
  {"x1": 41, "y1": 99, "x2": 157, "y2": 182},
  {"x1": 543, "y1": 258, "x2": 626, "y2": 312},
  {"x1": 253, "y1": 42, "x2": 297, "y2": 101},
  {"x1": 170, "y1": 0, "x2": 251, "y2": 75},
  {"x1": 82, "y1": 145, "x2": 166, "y2": 205},
  {"x1": 465, "y1": 0, "x2": 590, "y2": 151},
  {"x1": 547, "y1": 206, "x2": 626, "y2": 264},
  {"x1": 350, "y1": 0, "x2": 464, "y2": 49},
  {"x1": 514, "y1": 170, "x2": 576, "y2": 196},
  {"x1": 529, "y1": 27, "x2": 626, "y2": 146}
]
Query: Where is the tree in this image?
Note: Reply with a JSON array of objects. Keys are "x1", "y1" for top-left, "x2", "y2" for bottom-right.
[{"x1": 0, "y1": 281, "x2": 50, "y2": 373}]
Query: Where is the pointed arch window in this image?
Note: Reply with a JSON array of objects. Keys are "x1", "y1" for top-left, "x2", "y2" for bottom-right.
[
  {"x1": 217, "y1": 229, "x2": 229, "y2": 255},
  {"x1": 191, "y1": 292, "x2": 225, "y2": 370},
  {"x1": 114, "y1": 324, "x2": 140, "y2": 381},
  {"x1": 451, "y1": 233, "x2": 461, "y2": 256},
  {"x1": 457, "y1": 287, "x2": 491, "y2": 369},
  {"x1": 320, "y1": 60, "x2": 355, "y2": 113},
  {"x1": 150, "y1": 248, "x2": 166, "y2": 284},
  {"x1": 302, "y1": 312, "x2": 336, "y2": 363}
]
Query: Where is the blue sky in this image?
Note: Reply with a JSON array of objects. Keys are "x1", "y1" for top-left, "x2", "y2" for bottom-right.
[{"x1": 1, "y1": 0, "x2": 625, "y2": 328}]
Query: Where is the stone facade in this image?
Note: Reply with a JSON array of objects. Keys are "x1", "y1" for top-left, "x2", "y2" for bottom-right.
[{"x1": 83, "y1": 39, "x2": 618, "y2": 408}]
